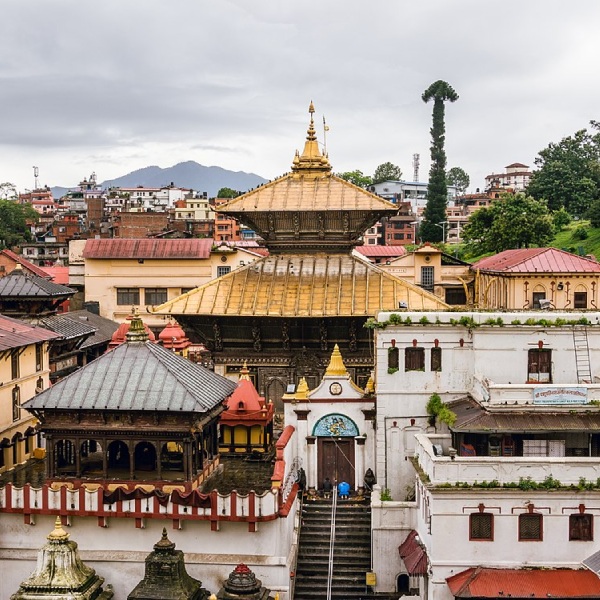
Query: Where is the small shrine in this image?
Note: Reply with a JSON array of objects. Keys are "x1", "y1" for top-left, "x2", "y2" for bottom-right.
[
  {"x1": 282, "y1": 345, "x2": 376, "y2": 493},
  {"x1": 214, "y1": 563, "x2": 273, "y2": 600},
  {"x1": 159, "y1": 320, "x2": 191, "y2": 356},
  {"x1": 219, "y1": 363, "x2": 274, "y2": 456},
  {"x1": 24, "y1": 312, "x2": 237, "y2": 490},
  {"x1": 11, "y1": 517, "x2": 114, "y2": 599},
  {"x1": 128, "y1": 529, "x2": 210, "y2": 600}
]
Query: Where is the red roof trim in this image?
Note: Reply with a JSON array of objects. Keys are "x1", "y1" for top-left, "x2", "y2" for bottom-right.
[
  {"x1": 446, "y1": 567, "x2": 600, "y2": 598},
  {"x1": 472, "y1": 248, "x2": 600, "y2": 273},
  {"x1": 83, "y1": 238, "x2": 214, "y2": 260},
  {"x1": 1, "y1": 249, "x2": 52, "y2": 279}
]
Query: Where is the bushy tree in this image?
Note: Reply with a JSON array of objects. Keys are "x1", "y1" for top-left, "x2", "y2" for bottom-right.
[
  {"x1": 587, "y1": 197, "x2": 600, "y2": 228},
  {"x1": 552, "y1": 207, "x2": 572, "y2": 231},
  {"x1": 372, "y1": 162, "x2": 403, "y2": 184},
  {"x1": 337, "y1": 170, "x2": 373, "y2": 188},
  {"x1": 462, "y1": 192, "x2": 554, "y2": 254},
  {"x1": 217, "y1": 187, "x2": 242, "y2": 198},
  {"x1": 0, "y1": 200, "x2": 38, "y2": 249},
  {"x1": 420, "y1": 81, "x2": 459, "y2": 242},
  {"x1": 527, "y1": 123, "x2": 600, "y2": 216},
  {"x1": 446, "y1": 167, "x2": 470, "y2": 195}
]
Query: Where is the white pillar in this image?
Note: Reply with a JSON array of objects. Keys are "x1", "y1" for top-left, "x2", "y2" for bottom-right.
[
  {"x1": 355, "y1": 435, "x2": 366, "y2": 491},
  {"x1": 306, "y1": 436, "x2": 317, "y2": 491}
]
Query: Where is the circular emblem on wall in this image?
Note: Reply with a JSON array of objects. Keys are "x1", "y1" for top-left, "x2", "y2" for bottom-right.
[{"x1": 329, "y1": 382, "x2": 342, "y2": 395}]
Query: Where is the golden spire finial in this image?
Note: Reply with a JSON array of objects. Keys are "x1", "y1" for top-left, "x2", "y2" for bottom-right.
[
  {"x1": 48, "y1": 516, "x2": 69, "y2": 541},
  {"x1": 239, "y1": 361, "x2": 251, "y2": 381},
  {"x1": 365, "y1": 375, "x2": 375, "y2": 395},
  {"x1": 325, "y1": 344, "x2": 348, "y2": 377},
  {"x1": 291, "y1": 102, "x2": 331, "y2": 175},
  {"x1": 296, "y1": 377, "x2": 309, "y2": 399}
]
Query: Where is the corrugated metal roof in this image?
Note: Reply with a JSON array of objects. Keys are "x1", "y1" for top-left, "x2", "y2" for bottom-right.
[
  {"x1": 0, "y1": 315, "x2": 60, "y2": 350},
  {"x1": 583, "y1": 550, "x2": 600, "y2": 575},
  {"x1": 473, "y1": 248, "x2": 600, "y2": 273},
  {"x1": 398, "y1": 530, "x2": 428, "y2": 576},
  {"x1": 40, "y1": 314, "x2": 98, "y2": 340},
  {"x1": 0, "y1": 270, "x2": 75, "y2": 298},
  {"x1": 449, "y1": 396, "x2": 600, "y2": 432},
  {"x1": 23, "y1": 339, "x2": 237, "y2": 413},
  {"x1": 217, "y1": 173, "x2": 397, "y2": 214},
  {"x1": 0, "y1": 249, "x2": 52, "y2": 279},
  {"x1": 151, "y1": 254, "x2": 448, "y2": 317},
  {"x1": 355, "y1": 246, "x2": 407, "y2": 258},
  {"x1": 83, "y1": 238, "x2": 214, "y2": 260},
  {"x1": 446, "y1": 567, "x2": 600, "y2": 598}
]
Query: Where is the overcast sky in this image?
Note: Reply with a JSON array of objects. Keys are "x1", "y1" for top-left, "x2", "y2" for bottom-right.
[{"x1": 2, "y1": 0, "x2": 600, "y2": 194}]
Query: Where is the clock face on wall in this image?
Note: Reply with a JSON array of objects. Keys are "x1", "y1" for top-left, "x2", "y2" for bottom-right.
[{"x1": 329, "y1": 382, "x2": 342, "y2": 396}]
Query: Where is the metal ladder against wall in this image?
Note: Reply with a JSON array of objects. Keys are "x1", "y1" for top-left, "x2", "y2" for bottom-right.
[{"x1": 573, "y1": 325, "x2": 592, "y2": 384}]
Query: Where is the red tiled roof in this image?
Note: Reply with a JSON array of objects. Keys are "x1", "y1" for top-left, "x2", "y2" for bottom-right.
[
  {"x1": 1, "y1": 249, "x2": 52, "y2": 279},
  {"x1": 83, "y1": 238, "x2": 214, "y2": 260},
  {"x1": 505, "y1": 162, "x2": 529, "y2": 168},
  {"x1": 355, "y1": 246, "x2": 407, "y2": 258},
  {"x1": 472, "y1": 248, "x2": 600, "y2": 273},
  {"x1": 446, "y1": 567, "x2": 600, "y2": 598},
  {"x1": 221, "y1": 373, "x2": 273, "y2": 425},
  {"x1": 398, "y1": 530, "x2": 428, "y2": 576},
  {"x1": 42, "y1": 266, "x2": 69, "y2": 285}
]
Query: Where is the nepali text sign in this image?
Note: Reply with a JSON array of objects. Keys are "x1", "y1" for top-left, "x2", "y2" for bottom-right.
[{"x1": 533, "y1": 386, "x2": 588, "y2": 405}]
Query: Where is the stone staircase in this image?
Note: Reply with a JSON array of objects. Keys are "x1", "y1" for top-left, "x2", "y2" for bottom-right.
[{"x1": 293, "y1": 496, "x2": 372, "y2": 599}]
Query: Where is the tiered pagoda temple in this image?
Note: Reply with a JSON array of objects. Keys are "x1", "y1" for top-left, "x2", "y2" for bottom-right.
[{"x1": 153, "y1": 103, "x2": 447, "y2": 408}]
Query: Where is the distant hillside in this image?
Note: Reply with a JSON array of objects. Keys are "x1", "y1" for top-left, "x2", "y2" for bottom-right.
[{"x1": 51, "y1": 161, "x2": 268, "y2": 199}]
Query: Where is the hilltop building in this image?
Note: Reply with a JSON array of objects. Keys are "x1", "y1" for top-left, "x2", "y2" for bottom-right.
[{"x1": 485, "y1": 162, "x2": 532, "y2": 192}]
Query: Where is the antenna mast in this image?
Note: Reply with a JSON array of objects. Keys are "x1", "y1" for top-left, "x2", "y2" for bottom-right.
[
  {"x1": 33, "y1": 166, "x2": 39, "y2": 190},
  {"x1": 412, "y1": 154, "x2": 420, "y2": 182}
]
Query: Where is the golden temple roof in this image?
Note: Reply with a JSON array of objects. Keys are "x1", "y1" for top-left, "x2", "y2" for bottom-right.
[{"x1": 152, "y1": 253, "x2": 448, "y2": 317}]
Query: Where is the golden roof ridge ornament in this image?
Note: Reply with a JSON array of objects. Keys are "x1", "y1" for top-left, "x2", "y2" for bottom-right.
[
  {"x1": 239, "y1": 361, "x2": 251, "y2": 381},
  {"x1": 291, "y1": 101, "x2": 332, "y2": 176},
  {"x1": 295, "y1": 377, "x2": 310, "y2": 399},
  {"x1": 126, "y1": 307, "x2": 150, "y2": 343},
  {"x1": 48, "y1": 516, "x2": 69, "y2": 541},
  {"x1": 325, "y1": 344, "x2": 348, "y2": 377}
]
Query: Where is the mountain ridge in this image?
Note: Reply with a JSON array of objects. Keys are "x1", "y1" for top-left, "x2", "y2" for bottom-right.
[{"x1": 51, "y1": 161, "x2": 268, "y2": 199}]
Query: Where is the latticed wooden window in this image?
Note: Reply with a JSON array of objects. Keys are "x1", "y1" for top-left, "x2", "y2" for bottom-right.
[
  {"x1": 470, "y1": 513, "x2": 493, "y2": 541},
  {"x1": 569, "y1": 514, "x2": 593, "y2": 541},
  {"x1": 405, "y1": 347, "x2": 425, "y2": 371},
  {"x1": 431, "y1": 347, "x2": 442, "y2": 372},
  {"x1": 388, "y1": 347, "x2": 399, "y2": 371},
  {"x1": 519, "y1": 513, "x2": 543, "y2": 541}
]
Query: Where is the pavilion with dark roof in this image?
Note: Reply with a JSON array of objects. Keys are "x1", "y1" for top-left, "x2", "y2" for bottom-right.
[{"x1": 23, "y1": 313, "x2": 237, "y2": 490}]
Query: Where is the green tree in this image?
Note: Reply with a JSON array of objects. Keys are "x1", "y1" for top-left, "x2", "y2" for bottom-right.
[
  {"x1": 588, "y1": 197, "x2": 600, "y2": 228},
  {"x1": 372, "y1": 162, "x2": 402, "y2": 184},
  {"x1": 527, "y1": 123, "x2": 600, "y2": 216},
  {"x1": 420, "y1": 80, "x2": 459, "y2": 242},
  {"x1": 552, "y1": 206, "x2": 572, "y2": 231},
  {"x1": 462, "y1": 192, "x2": 554, "y2": 254},
  {"x1": 0, "y1": 200, "x2": 38, "y2": 249},
  {"x1": 217, "y1": 187, "x2": 242, "y2": 198},
  {"x1": 446, "y1": 167, "x2": 470, "y2": 195},
  {"x1": 337, "y1": 170, "x2": 373, "y2": 188}
]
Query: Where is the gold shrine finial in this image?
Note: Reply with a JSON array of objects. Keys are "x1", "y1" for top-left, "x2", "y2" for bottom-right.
[
  {"x1": 239, "y1": 361, "x2": 251, "y2": 381},
  {"x1": 295, "y1": 377, "x2": 310, "y2": 399},
  {"x1": 291, "y1": 102, "x2": 331, "y2": 176},
  {"x1": 126, "y1": 307, "x2": 149, "y2": 343},
  {"x1": 48, "y1": 516, "x2": 69, "y2": 541},
  {"x1": 365, "y1": 375, "x2": 375, "y2": 395},
  {"x1": 325, "y1": 344, "x2": 348, "y2": 377}
]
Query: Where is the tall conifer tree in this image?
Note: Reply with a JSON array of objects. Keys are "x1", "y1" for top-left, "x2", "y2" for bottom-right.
[{"x1": 420, "y1": 81, "x2": 458, "y2": 242}]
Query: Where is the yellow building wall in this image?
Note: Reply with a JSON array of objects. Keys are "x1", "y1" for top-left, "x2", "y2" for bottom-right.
[
  {"x1": 0, "y1": 341, "x2": 51, "y2": 473},
  {"x1": 477, "y1": 273, "x2": 600, "y2": 310},
  {"x1": 84, "y1": 252, "x2": 259, "y2": 328}
]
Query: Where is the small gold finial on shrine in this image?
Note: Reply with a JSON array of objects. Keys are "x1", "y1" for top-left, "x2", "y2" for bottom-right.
[
  {"x1": 325, "y1": 344, "x2": 348, "y2": 377},
  {"x1": 47, "y1": 516, "x2": 69, "y2": 541}
]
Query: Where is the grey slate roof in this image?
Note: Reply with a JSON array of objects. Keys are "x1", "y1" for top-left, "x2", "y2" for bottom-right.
[
  {"x1": 40, "y1": 314, "x2": 98, "y2": 341},
  {"x1": 23, "y1": 340, "x2": 237, "y2": 413},
  {"x1": 67, "y1": 310, "x2": 120, "y2": 349},
  {"x1": 0, "y1": 270, "x2": 75, "y2": 298}
]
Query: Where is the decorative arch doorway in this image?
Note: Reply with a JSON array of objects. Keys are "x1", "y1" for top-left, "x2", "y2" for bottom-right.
[{"x1": 314, "y1": 414, "x2": 359, "y2": 490}]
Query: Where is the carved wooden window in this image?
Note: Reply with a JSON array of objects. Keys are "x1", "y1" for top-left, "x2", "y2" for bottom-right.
[
  {"x1": 528, "y1": 349, "x2": 552, "y2": 383},
  {"x1": 431, "y1": 348, "x2": 442, "y2": 372},
  {"x1": 405, "y1": 347, "x2": 425, "y2": 371},
  {"x1": 519, "y1": 513, "x2": 543, "y2": 541},
  {"x1": 569, "y1": 514, "x2": 593, "y2": 541},
  {"x1": 470, "y1": 513, "x2": 493, "y2": 541}
]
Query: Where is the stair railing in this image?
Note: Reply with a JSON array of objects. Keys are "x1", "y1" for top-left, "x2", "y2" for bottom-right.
[{"x1": 326, "y1": 484, "x2": 338, "y2": 600}]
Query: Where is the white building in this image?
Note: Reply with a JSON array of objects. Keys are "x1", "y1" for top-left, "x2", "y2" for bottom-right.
[
  {"x1": 484, "y1": 162, "x2": 532, "y2": 192},
  {"x1": 368, "y1": 180, "x2": 458, "y2": 214},
  {"x1": 372, "y1": 310, "x2": 600, "y2": 598}
]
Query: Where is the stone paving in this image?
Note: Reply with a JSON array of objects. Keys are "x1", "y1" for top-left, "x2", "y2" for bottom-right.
[{"x1": 200, "y1": 455, "x2": 275, "y2": 495}]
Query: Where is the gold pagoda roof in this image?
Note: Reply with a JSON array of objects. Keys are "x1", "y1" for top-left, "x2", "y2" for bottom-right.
[{"x1": 152, "y1": 253, "x2": 448, "y2": 318}]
